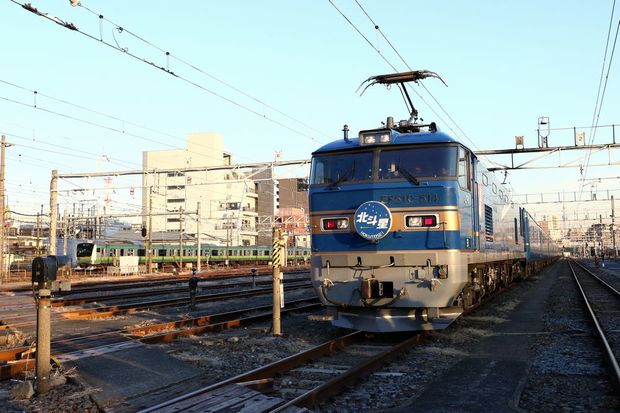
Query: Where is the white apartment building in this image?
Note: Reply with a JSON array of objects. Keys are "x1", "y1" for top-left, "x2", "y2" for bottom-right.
[{"x1": 142, "y1": 133, "x2": 258, "y2": 246}]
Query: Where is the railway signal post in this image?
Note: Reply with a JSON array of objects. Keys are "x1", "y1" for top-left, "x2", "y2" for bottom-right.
[{"x1": 271, "y1": 228, "x2": 284, "y2": 336}]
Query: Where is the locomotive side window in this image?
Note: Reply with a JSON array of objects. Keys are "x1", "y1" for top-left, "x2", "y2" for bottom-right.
[
  {"x1": 457, "y1": 147, "x2": 471, "y2": 190},
  {"x1": 378, "y1": 146, "x2": 457, "y2": 179},
  {"x1": 310, "y1": 152, "x2": 373, "y2": 185}
]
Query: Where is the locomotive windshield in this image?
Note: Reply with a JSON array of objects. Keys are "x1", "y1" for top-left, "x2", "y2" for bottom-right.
[
  {"x1": 378, "y1": 146, "x2": 457, "y2": 179},
  {"x1": 76, "y1": 243, "x2": 94, "y2": 257},
  {"x1": 311, "y1": 151, "x2": 373, "y2": 185},
  {"x1": 311, "y1": 145, "x2": 457, "y2": 185}
]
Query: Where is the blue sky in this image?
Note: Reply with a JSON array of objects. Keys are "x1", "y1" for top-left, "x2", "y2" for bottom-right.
[{"x1": 1, "y1": 0, "x2": 618, "y2": 224}]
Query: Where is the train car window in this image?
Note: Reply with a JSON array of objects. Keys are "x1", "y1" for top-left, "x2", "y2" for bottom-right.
[
  {"x1": 252, "y1": 250, "x2": 258, "y2": 256},
  {"x1": 120, "y1": 249, "x2": 125, "y2": 256},
  {"x1": 482, "y1": 174, "x2": 488, "y2": 186},
  {"x1": 158, "y1": 249, "x2": 166, "y2": 257},
  {"x1": 310, "y1": 151, "x2": 373, "y2": 185},
  {"x1": 457, "y1": 147, "x2": 471, "y2": 190},
  {"x1": 77, "y1": 243, "x2": 95, "y2": 257},
  {"x1": 138, "y1": 249, "x2": 146, "y2": 256},
  {"x1": 378, "y1": 146, "x2": 457, "y2": 179}
]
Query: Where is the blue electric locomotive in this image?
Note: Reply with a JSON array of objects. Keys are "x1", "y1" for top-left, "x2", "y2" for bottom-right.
[{"x1": 309, "y1": 72, "x2": 559, "y2": 332}]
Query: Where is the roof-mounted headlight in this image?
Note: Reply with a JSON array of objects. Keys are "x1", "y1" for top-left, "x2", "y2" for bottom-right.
[{"x1": 359, "y1": 129, "x2": 392, "y2": 145}]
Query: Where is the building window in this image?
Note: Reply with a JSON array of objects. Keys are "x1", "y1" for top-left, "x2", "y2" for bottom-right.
[
  {"x1": 167, "y1": 218, "x2": 181, "y2": 223},
  {"x1": 167, "y1": 185, "x2": 185, "y2": 190},
  {"x1": 167, "y1": 198, "x2": 185, "y2": 203}
]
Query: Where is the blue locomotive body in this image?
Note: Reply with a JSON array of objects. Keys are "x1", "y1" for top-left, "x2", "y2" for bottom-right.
[{"x1": 309, "y1": 126, "x2": 558, "y2": 332}]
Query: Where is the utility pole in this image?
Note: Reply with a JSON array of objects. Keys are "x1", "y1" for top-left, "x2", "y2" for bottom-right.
[
  {"x1": 599, "y1": 214, "x2": 604, "y2": 257},
  {"x1": 147, "y1": 187, "x2": 153, "y2": 273},
  {"x1": 612, "y1": 195, "x2": 617, "y2": 258},
  {"x1": 49, "y1": 170, "x2": 58, "y2": 256},
  {"x1": 36, "y1": 213, "x2": 41, "y2": 255},
  {"x1": 0, "y1": 135, "x2": 12, "y2": 282},
  {"x1": 226, "y1": 216, "x2": 231, "y2": 267},
  {"x1": 179, "y1": 207, "x2": 183, "y2": 272},
  {"x1": 196, "y1": 201, "x2": 201, "y2": 272},
  {"x1": 62, "y1": 211, "x2": 68, "y2": 256}
]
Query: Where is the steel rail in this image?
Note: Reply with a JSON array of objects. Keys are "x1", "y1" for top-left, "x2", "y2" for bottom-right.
[
  {"x1": 59, "y1": 282, "x2": 312, "y2": 319},
  {"x1": 137, "y1": 331, "x2": 367, "y2": 413},
  {"x1": 52, "y1": 276, "x2": 309, "y2": 307},
  {"x1": 568, "y1": 260, "x2": 620, "y2": 390},
  {"x1": 0, "y1": 298, "x2": 320, "y2": 380},
  {"x1": 134, "y1": 301, "x2": 321, "y2": 344},
  {"x1": 273, "y1": 333, "x2": 424, "y2": 411}
]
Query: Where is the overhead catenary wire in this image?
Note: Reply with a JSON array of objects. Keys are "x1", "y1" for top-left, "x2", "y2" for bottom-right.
[
  {"x1": 580, "y1": 2, "x2": 619, "y2": 198},
  {"x1": 9, "y1": 0, "x2": 327, "y2": 146},
  {"x1": 77, "y1": 2, "x2": 333, "y2": 142},
  {"x1": 352, "y1": 0, "x2": 478, "y2": 152},
  {"x1": 328, "y1": 0, "x2": 478, "y2": 152}
]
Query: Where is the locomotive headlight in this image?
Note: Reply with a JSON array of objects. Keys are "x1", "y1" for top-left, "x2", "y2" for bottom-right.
[
  {"x1": 363, "y1": 135, "x2": 376, "y2": 144},
  {"x1": 322, "y1": 217, "x2": 349, "y2": 231},
  {"x1": 359, "y1": 129, "x2": 392, "y2": 145},
  {"x1": 406, "y1": 216, "x2": 422, "y2": 227}
]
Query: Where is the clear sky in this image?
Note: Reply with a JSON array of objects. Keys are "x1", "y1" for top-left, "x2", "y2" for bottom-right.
[{"x1": 1, "y1": 1, "x2": 618, "y2": 228}]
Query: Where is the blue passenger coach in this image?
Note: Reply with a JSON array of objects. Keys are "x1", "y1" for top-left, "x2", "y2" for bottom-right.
[{"x1": 309, "y1": 119, "x2": 558, "y2": 332}]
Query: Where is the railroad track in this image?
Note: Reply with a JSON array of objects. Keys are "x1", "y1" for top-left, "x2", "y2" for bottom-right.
[
  {"x1": 52, "y1": 276, "x2": 309, "y2": 307},
  {"x1": 139, "y1": 331, "x2": 424, "y2": 413},
  {"x1": 0, "y1": 298, "x2": 320, "y2": 380},
  {"x1": 59, "y1": 282, "x2": 312, "y2": 320},
  {"x1": 569, "y1": 259, "x2": 620, "y2": 390},
  {"x1": 0, "y1": 266, "x2": 310, "y2": 294},
  {"x1": 0, "y1": 281, "x2": 312, "y2": 329}
]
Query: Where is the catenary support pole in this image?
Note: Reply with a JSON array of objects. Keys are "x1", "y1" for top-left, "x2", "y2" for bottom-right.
[
  {"x1": 196, "y1": 201, "x2": 201, "y2": 272},
  {"x1": 49, "y1": 170, "x2": 58, "y2": 256},
  {"x1": 147, "y1": 187, "x2": 153, "y2": 273}
]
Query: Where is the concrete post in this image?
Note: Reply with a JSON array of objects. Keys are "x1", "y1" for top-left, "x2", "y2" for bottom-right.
[{"x1": 36, "y1": 286, "x2": 51, "y2": 394}]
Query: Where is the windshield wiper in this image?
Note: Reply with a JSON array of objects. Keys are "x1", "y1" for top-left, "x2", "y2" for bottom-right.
[
  {"x1": 328, "y1": 162, "x2": 356, "y2": 189},
  {"x1": 397, "y1": 165, "x2": 420, "y2": 186}
]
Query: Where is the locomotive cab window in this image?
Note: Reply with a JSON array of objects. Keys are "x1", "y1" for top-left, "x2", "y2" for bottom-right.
[
  {"x1": 310, "y1": 151, "x2": 373, "y2": 186},
  {"x1": 378, "y1": 146, "x2": 457, "y2": 180}
]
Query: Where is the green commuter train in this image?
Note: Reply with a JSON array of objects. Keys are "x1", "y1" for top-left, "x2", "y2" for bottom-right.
[{"x1": 76, "y1": 241, "x2": 310, "y2": 269}]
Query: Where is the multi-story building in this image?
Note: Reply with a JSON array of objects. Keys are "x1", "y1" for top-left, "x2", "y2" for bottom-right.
[
  {"x1": 255, "y1": 171, "x2": 309, "y2": 245},
  {"x1": 142, "y1": 133, "x2": 258, "y2": 246}
]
